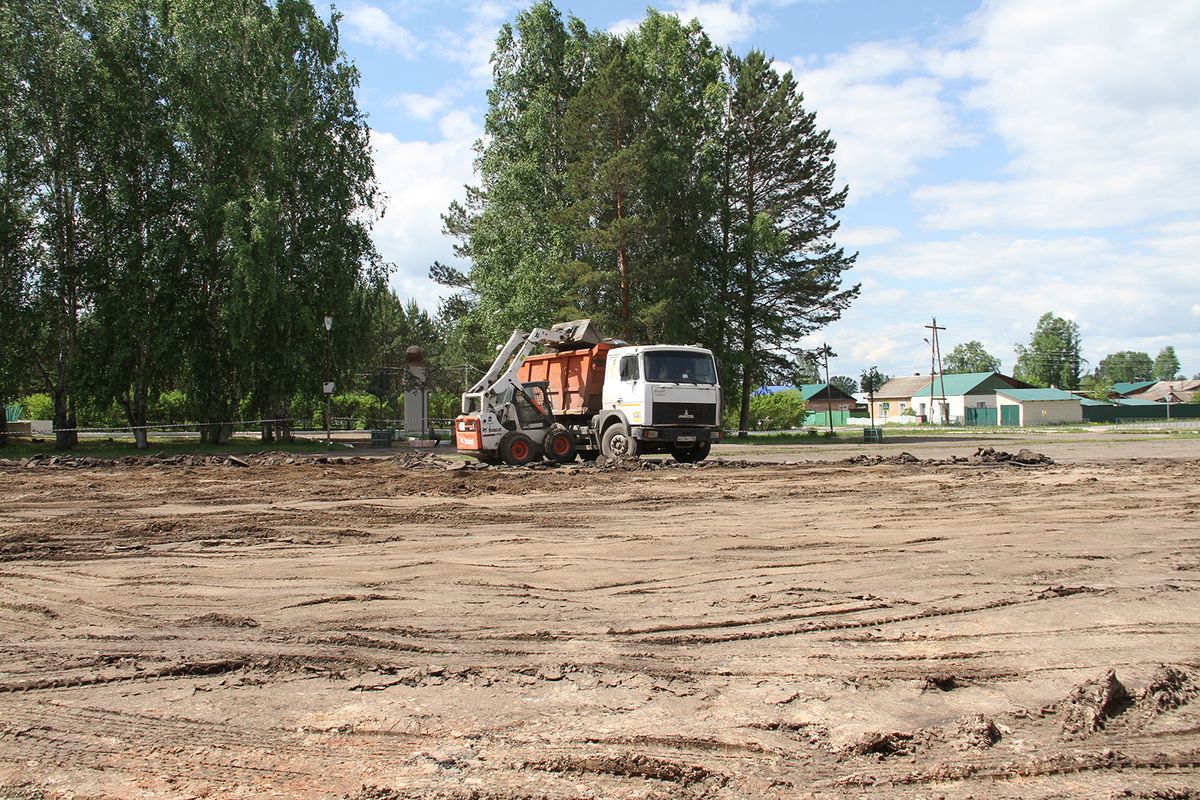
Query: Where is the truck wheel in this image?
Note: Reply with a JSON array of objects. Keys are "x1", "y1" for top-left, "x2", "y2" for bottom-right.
[
  {"x1": 499, "y1": 432, "x2": 539, "y2": 466},
  {"x1": 543, "y1": 429, "x2": 576, "y2": 463},
  {"x1": 601, "y1": 424, "x2": 638, "y2": 459},
  {"x1": 670, "y1": 441, "x2": 711, "y2": 463}
]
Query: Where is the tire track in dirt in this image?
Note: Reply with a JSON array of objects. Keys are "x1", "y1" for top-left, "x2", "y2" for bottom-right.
[{"x1": 3, "y1": 452, "x2": 1199, "y2": 798}]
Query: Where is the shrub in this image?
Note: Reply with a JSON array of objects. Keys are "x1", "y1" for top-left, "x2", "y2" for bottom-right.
[
  {"x1": 150, "y1": 390, "x2": 193, "y2": 425},
  {"x1": 18, "y1": 393, "x2": 54, "y2": 420},
  {"x1": 748, "y1": 390, "x2": 808, "y2": 431},
  {"x1": 331, "y1": 391, "x2": 379, "y2": 428}
]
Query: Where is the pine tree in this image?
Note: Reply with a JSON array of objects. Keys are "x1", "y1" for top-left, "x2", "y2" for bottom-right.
[
  {"x1": 720, "y1": 51, "x2": 859, "y2": 436},
  {"x1": 562, "y1": 38, "x2": 648, "y2": 340}
]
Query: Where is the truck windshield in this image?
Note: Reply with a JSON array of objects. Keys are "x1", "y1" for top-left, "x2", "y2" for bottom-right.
[{"x1": 644, "y1": 351, "x2": 717, "y2": 384}]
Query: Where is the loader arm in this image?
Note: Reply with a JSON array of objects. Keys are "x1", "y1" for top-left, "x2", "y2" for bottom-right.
[{"x1": 462, "y1": 328, "x2": 565, "y2": 414}]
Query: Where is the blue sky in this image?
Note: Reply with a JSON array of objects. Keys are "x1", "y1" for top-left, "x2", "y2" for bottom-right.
[{"x1": 337, "y1": 0, "x2": 1200, "y2": 381}]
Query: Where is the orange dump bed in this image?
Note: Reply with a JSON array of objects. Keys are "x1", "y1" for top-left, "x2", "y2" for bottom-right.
[{"x1": 518, "y1": 342, "x2": 614, "y2": 418}]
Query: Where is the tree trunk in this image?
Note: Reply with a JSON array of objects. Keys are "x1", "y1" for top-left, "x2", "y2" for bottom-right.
[
  {"x1": 0, "y1": 414, "x2": 7, "y2": 449},
  {"x1": 53, "y1": 388, "x2": 71, "y2": 451},
  {"x1": 119, "y1": 392, "x2": 150, "y2": 450},
  {"x1": 278, "y1": 400, "x2": 293, "y2": 443},
  {"x1": 737, "y1": 317, "x2": 753, "y2": 438}
]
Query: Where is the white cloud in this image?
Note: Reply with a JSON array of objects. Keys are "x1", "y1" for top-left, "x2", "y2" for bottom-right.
[
  {"x1": 608, "y1": 17, "x2": 639, "y2": 36},
  {"x1": 342, "y1": 4, "x2": 420, "y2": 56},
  {"x1": 782, "y1": 42, "x2": 968, "y2": 200},
  {"x1": 667, "y1": 1, "x2": 756, "y2": 44},
  {"x1": 823, "y1": 225, "x2": 1200, "y2": 377},
  {"x1": 839, "y1": 225, "x2": 901, "y2": 248},
  {"x1": 431, "y1": 1, "x2": 516, "y2": 83},
  {"x1": 390, "y1": 92, "x2": 448, "y2": 121},
  {"x1": 915, "y1": 0, "x2": 1200, "y2": 230},
  {"x1": 370, "y1": 112, "x2": 483, "y2": 310}
]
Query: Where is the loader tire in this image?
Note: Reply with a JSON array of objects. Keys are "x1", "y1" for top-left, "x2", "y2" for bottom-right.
[
  {"x1": 543, "y1": 429, "x2": 576, "y2": 463},
  {"x1": 499, "y1": 432, "x2": 539, "y2": 466},
  {"x1": 601, "y1": 424, "x2": 638, "y2": 460}
]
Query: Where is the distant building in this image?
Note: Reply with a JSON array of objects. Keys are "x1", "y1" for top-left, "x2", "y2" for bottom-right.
[
  {"x1": 995, "y1": 387, "x2": 1083, "y2": 426},
  {"x1": 1111, "y1": 380, "x2": 1156, "y2": 397},
  {"x1": 1138, "y1": 380, "x2": 1200, "y2": 404},
  {"x1": 869, "y1": 375, "x2": 931, "y2": 421},
  {"x1": 874, "y1": 371, "x2": 1028, "y2": 424}
]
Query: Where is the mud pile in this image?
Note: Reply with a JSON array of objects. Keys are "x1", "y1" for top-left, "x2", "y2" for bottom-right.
[{"x1": 972, "y1": 446, "x2": 1055, "y2": 465}]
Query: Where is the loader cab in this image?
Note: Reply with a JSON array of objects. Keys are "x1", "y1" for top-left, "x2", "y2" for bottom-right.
[{"x1": 496, "y1": 381, "x2": 555, "y2": 432}]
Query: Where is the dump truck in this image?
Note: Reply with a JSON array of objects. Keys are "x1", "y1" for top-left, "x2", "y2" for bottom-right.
[{"x1": 454, "y1": 319, "x2": 722, "y2": 465}]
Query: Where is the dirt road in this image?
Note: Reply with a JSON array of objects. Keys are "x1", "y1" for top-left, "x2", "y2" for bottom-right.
[{"x1": 2, "y1": 440, "x2": 1198, "y2": 799}]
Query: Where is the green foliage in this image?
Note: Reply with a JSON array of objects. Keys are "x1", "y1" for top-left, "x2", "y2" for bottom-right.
[
  {"x1": 330, "y1": 392, "x2": 380, "y2": 428},
  {"x1": 829, "y1": 376, "x2": 858, "y2": 395},
  {"x1": 943, "y1": 341, "x2": 1001, "y2": 374},
  {"x1": 18, "y1": 393, "x2": 54, "y2": 420},
  {"x1": 2, "y1": 0, "x2": 381, "y2": 450},
  {"x1": 1153, "y1": 346, "x2": 1181, "y2": 381},
  {"x1": 1087, "y1": 377, "x2": 1115, "y2": 401},
  {"x1": 1014, "y1": 312, "x2": 1083, "y2": 389},
  {"x1": 429, "y1": 391, "x2": 461, "y2": 420},
  {"x1": 443, "y1": 5, "x2": 856, "y2": 417},
  {"x1": 150, "y1": 391, "x2": 194, "y2": 425},
  {"x1": 860, "y1": 367, "x2": 888, "y2": 396},
  {"x1": 739, "y1": 390, "x2": 809, "y2": 431},
  {"x1": 1096, "y1": 351, "x2": 1153, "y2": 383},
  {"x1": 720, "y1": 51, "x2": 859, "y2": 434}
]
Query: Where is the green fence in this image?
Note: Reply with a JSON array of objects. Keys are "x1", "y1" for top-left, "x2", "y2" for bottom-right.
[
  {"x1": 4, "y1": 404, "x2": 21, "y2": 423},
  {"x1": 802, "y1": 410, "x2": 849, "y2": 428},
  {"x1": 964, "y1": 407, "x2": 997, "y2": 426},
  {"x1": 1082, "y1": 404, "x2": 1200, "y2": 423}
]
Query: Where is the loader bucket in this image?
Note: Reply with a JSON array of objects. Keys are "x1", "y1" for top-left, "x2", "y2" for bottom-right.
[{"x1": 547, "y1": 318, "x2": 603, "y2": 350}]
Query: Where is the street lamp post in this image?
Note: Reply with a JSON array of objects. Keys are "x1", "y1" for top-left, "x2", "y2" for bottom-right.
[{"x1": 324, "y1": 315, "x2": 334, "y2": 447}]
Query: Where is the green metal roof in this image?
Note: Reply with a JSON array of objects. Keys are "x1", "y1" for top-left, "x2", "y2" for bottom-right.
[
  {"x1": 913, "y1": 372, "x2": 1011, "y2": 397},
  {"x1": 1112, "y1": 380, "x2": 1155, "y2": 395},
  {"x1": 1080, "y1": 396, "x2": 1160, "y2": 407},
  {"x1": 753, "y1": 384, "x2": 856, "y2": 402},
  {"x1": 996, "y1": 387, "x2": 1080, "y2": 402}
]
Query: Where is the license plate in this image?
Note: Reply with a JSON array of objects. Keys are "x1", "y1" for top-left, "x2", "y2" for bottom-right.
[{"x1": 677, "y1": 435, "x2": 697, "y2": 443}]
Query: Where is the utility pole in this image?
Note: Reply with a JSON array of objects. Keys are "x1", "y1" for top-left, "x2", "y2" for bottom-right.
[
  {"x1": 924, "y1": 318, "x2": 947, "y2": 424},
  {"x1": 817, "y1": 343, "x2": 836, "y2": 436},
  {"x1": 324, "y1": 315, "x2": 334, "y2": 447}
]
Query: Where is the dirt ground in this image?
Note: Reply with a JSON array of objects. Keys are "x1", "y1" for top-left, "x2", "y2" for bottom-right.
[{"x1": 1, "y1": 435, "x2": 1198, "y2": 799}]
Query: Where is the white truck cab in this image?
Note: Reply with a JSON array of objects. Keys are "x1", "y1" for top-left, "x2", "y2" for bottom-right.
[{"x1": 597, "y1": 345, "x2": 722, "y2": 461}]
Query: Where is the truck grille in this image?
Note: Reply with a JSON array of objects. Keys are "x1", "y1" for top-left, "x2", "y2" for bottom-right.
[{"x1": 651, "y1": 402, "x2": 717, "y2": 426}]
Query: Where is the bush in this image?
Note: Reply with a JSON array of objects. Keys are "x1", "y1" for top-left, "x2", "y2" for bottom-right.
[
  {"x1": 429, "y1": 391, "x2": 460, "y2": 421},
  {"x1": 331, "y1": 391, "x2": 379, "y2": 429},
  {"x1": 748, "y1": 390, "x2": 808, "y2": 431},
  {"x1": 720, "y1": 391, "x2": 810, "y2": 431},
  {"x1": 150, "y1": 390, "x2": 193, "y2": 425},
  {"x1": 18, "y1": 393, "x2": 54, "y2": 420}
]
